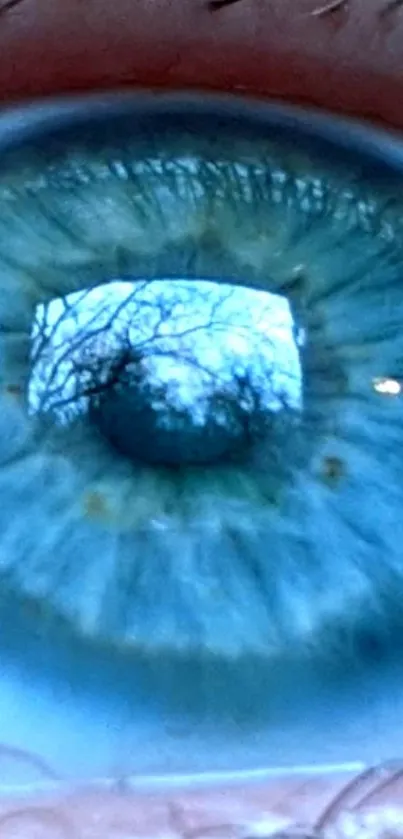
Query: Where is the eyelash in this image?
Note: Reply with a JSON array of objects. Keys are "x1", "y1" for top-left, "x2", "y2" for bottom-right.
[
  {"x1": 0, "y1": 0, "x2": 24, "y2": 16},
  {"x1": 205, "y1": 0, "x2": 403, "y2": 22}
]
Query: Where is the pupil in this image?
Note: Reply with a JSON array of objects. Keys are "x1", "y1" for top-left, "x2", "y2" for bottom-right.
[{"x1": 29, "y1": 278, "x2": 303, "y2": 470}]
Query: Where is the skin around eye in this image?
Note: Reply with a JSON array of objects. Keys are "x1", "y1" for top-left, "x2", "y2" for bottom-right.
[
  {"x1": 0, "y1": 1, "x2": 403, "y2": 836},
  {"x1": 0, "y1": 0, "x2": 402, "y2": 130}
]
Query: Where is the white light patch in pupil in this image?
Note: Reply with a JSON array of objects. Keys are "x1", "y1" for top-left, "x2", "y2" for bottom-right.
[{"x1": 28, "y1": 279, "x2": 302, "y2": 466}]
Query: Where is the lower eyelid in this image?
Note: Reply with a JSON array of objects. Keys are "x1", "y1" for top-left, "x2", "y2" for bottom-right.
[
  {"x1": 1, "y1": 772, "x2": 402, "y2": 839},
  {"x1": 0, "y1": 767, "x2": 371, "y2": 838}
]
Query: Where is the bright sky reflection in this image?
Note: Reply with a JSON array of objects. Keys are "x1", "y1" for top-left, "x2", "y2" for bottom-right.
[{"x1": 29, "y1": 278, "x2": 303, "y2": 421}]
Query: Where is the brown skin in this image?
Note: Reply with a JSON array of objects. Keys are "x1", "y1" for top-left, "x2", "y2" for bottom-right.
[{"x1": 0, "y1": 0, "x2": 402, "y2": 830}]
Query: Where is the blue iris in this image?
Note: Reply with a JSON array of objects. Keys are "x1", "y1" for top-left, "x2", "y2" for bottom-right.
[{"x1": 0, "y1": 93, "x2": 402, "y2": 722}]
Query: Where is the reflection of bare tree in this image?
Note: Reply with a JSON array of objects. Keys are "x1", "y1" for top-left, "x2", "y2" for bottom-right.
[
  {"x1": 88, "y1": 347, "x2": 298, "y2": 466},
  {"x1": 29, "y1": 279, "x2": 302, "y2": 465}
]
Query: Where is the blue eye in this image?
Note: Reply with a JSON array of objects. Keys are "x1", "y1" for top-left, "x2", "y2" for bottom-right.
[{"x1": 1, "y1": 91, "x2": 403, "y2": 780}]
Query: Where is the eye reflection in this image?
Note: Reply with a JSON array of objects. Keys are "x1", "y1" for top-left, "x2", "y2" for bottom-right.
[{"x1": 29, "y1": 279, "x2": 303, "y2": 472}]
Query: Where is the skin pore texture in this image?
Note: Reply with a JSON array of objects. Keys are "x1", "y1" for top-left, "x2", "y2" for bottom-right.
[{"x1": 1, "y1": 0, "x2": 403, "y2": 836}]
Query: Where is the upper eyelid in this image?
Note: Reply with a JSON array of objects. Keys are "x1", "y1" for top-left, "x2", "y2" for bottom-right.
[{"x1": 0, "y1": 0, "x2": 402, "y2": 132}]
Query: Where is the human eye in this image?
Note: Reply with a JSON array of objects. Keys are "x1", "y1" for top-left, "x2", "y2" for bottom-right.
[{"x1": 0, "y1": 1, "x2": 403, "y2": 836}]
